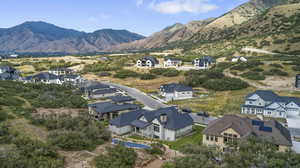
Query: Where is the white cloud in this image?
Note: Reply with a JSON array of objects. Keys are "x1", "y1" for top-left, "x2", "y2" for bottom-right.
[
  {"x1": 151, "y1": 0, "x2": 218, "y2": 14},
  {"x1": 136, "y1": 0, "x2": 145, "y2": 7}
]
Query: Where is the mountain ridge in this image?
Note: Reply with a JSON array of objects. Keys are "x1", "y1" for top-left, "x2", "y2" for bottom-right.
[{"x1": 0, "y1": 21, "x2": 145, "y2": 54}]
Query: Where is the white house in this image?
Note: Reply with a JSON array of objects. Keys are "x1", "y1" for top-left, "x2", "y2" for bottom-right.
[
  {"x1": 63, "y1": 74, "x2": 85, "y2": 86},
  {"x1": 49, "y1": 68, "x2": 73, "y2": 76},
  {"x1": 193, "y1": 56, "x2": 215, "y2": 69},
  {"x1": 232, "y1": 56, "x2": 247, "y2": 63},
  {"x1": 164, "y1": 58, "x2": 182, "y2": 68},
  {"x1": 24, "y1": 72, "x2": 64, "y2": 85},
  {"x1": 109, "y1": 107, "x2": 193, "y2": 141},
  {"x1": 160, "y1": 83, "x2": 193, "y2": 101},
  {"x1": 241, "y1": 90, "x2": 300, "y2": 119},
  {"x1": 136, "y1": 56, "x2": 159, "y2": 67}
]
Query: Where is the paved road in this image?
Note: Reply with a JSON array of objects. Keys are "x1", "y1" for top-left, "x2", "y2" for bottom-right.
[
  {"x1": 102, "y1": 82, "x2": 168, "y2": 110},
  {"x1": 287, "y1": 113, "x2": 300, "y2": 153}
]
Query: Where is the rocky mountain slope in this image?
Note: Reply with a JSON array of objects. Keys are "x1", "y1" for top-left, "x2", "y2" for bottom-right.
[
  {"x1": 111, "y1": 0, "x2": 300, "y2": 52},
  {"x1": 0, "y1": 21, "x2": 144, "y2": 54}
]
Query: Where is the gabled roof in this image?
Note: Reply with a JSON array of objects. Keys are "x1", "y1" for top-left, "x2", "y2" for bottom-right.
[
  {"x1": 246, "y1": 90, "x2": 279, "y2": 102},
  {"x1": 85, "y1": 83, "x2": 110, "y2": 91},
  {"x1": 280, "y1": 96, "x2": 300, "y2": 106},
  {"x1": 30, "y1": 72, "x2": 60, "y2": 80},
  {"x1": 109, "y1": 96, "x2": 135, "y2": 103},
  {"x1": 91, "y1": 88, "x2": 117, "y2": 95},
  {"x1": 64, "y1": 74, "x2": 81, "y2": 79},
  {"x1": 88, "y1": 102, "x2": 140, "y2": 114},
  {"x1": 110, "y1": 106, "x2": 193, "y2": 131},
  {"x1": 194, "y1": 56, "x2": 215, "y2": 63},
  {"x1": 203, "y1": 115, "x2": 292, "y2": 146},
  {"x1": 139, "y1": 56, "x2": 159, "y2": 64},
  {"x1": 160, "y1": 83, "x2": 193, "y2": 93}
]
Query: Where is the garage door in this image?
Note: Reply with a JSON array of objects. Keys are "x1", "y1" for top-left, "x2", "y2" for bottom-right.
[{"x1": 287, "y1": 109, "x2": 300, "y2": 117}]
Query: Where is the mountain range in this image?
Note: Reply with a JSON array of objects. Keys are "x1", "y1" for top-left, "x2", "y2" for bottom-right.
[
  {"x1": 1, "y1": 0, "x2": 300, "y2": 55},
  {"x1": 0, "y1": 22, "x2": 144, "y2": 54}
]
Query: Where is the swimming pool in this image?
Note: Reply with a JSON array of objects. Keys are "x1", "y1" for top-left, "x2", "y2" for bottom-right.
[{"x1": 112, "y1": 138, "x2": 151, "y2": 149}]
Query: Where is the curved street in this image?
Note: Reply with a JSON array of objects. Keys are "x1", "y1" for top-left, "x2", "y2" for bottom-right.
[{"x1": 102, "y1": 81, "x2": 169, "y2": 110}]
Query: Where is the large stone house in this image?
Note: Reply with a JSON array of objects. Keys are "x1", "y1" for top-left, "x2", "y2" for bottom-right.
[
  {"x1": 163, "y1": 58, "x2": 182, "y2": 68},
  {"x1": 109, "y1": 107, "x2": 193, "y2": 141},
  {"x1": 0, "y1": 65, "x2": 21, "y2": 81},
  {"x1": 241, "y1": 90, "x2": 300, "y2": 118},
  {"x1": 159, "y1": 83, "x2": 193, "y2": 101},
  {"x1": 136, "y1": 56, "x2": 159, "y2": 67},
  {"x1": 193, "y1": 56, "x2": 215, "y2": 69},
  {"x1": 24, "y1": 72, "x2": 64, "y2": 85},
  {"x1": 49, "y1": 67, "x2": 73, "y2": 76},
  {"x1": 88, "y1": 102, "x2": 140, "y2": 120},
  {"x1": 203, "y1": 115, "x2": 293, "y2": 152}
]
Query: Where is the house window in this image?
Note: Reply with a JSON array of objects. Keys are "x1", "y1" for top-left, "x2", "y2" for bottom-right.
[
  {"x1": 210, "y1": 136, "x2": 214, "y2": 141},
  {"x1": 215, "y1": 137, "x2": 218, "y2": 142},
  {"x1": 206, "y1": 135, "x2": 210, "y2": 141},
  {"x1": 223, "y1": 133, "x2": 238, "y2": 144},
  {"x1": 154, "y1": 124, "x2": 160, "y2": 132}
]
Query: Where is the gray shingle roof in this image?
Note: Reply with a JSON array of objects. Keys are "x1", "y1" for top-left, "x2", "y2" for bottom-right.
[
  {"x1": 110, "y1": 106, "x2": 193, "y2": 131},
  {"x1": 160, "y1": 83, "x2": 193, "y2": 93},
  {"x1": 140, "y1": 56, "x2": 159, "y2": 65},
  {"x1": 30, "y1": 72, "x2": 60, "y2": 80},
  {"x1": 109, "y1": 96, "x2": 135, "y2": 103},
  {"x1": 88, "y1": 102, "x2": 140, "y2": 114},
  {"x1": 85, "y1": 83, "x2": 110, "y2": 91},
  {"x1": 131, "y1": 120, "x2": 151, "y2": 128},
  {"x1": 203, "y1": 115, "x2": 292, "y2": 146},
  {"x1": 246, "y1": 90, "x2": 279, "y2": 102},
  {"x1": 91, "y1": 88, "x2": 117, "y2": 95}
]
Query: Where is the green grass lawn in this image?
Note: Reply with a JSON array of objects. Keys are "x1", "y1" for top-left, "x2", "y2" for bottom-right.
[
  {"x1": 128, "y1": 126, "x2": 205, "y2": 150},
  {"x1": 163, "y1": 126, "x2": 204, "y2": 150}
]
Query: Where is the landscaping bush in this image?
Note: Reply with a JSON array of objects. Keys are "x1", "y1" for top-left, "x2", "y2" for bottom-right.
[
  {"x1": 140, "y1": 73, "x2": 156, "y2": 80},
  {"x1": 241, "y1": 71, "x2": 266, "y2": 80},
  {"x1": 202, "y1": 77, "x2": 249, "y2": 91},
  {"x1": 150, "y1": 68, "x2": 180, "y2": 77},
  {"x1": 146, "y1": 143, "x2": 165, "y2": 156},
  {"x1": 94, "y1": 145, "x2": 137, "y2": 168},
  {"x1": 114, "y1": 70, "x2": 140, "y2": 79},
  {"x1": 270, "y1": 63, "x2": 283, "y2": 69}
]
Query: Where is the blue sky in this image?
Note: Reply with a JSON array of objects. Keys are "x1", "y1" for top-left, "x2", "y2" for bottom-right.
[{"x1": 0, "y1": 0, "x2": 248, "y2": 36}]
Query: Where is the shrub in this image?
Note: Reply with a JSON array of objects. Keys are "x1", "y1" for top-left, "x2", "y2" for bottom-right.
[
  {"x1": 206, "y1": 71, "x2": 225, "y2": 79},
  {"x1": 292, "y1": 66, "x2": 300, "y2": 72},
  {"x1": 146, "y1": 143, "x2": 165, "y2": 156},
  {"x1": 241, "y1": 72, "x2": 266, "y2": 80},
  {"x1": 150, "y1": 68, "x2": 180, "y2": 77},
  {"x1": 269, "y1": 69, "x2": 288, "y2": 76},
  {"x1": 0, "y1": 111, "x2": 8, "y2": 121},
  {"x1": 202, "y1": 77, "x2": 249, "y2": 91},
  {"x1": 140, "y1": 73, "x2": 156, "y2": 80},
  {"x1": 113, "y1": 70, "x2": 140, "y2": 79},
  {"x1": 231, "y1": 61, "x2": 264, "y2": 71},
  {"x1": 94, "y1": 145, "x2": 137, "y2": 168},
  {"x1": 270, "y1": 63, "x2": 283, "y2": 69},
  {"x1": 252, "y1": 68, "x2": 264, "y2": 72}
]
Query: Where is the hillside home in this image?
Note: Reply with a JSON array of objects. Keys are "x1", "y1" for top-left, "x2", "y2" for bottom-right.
[
  {"x1": 203, "y1": 115, "x2": 293, "y2": 152},
  {"x1": 232, "y1": 56, "x2": 247, "y2": 63},
  {"x1": 241, "y1": 90, "x2": 300, "y2": 119},
  {"x1": 0, "y1": 65, "x2": 20, "y2": 81},
  {"x1": 63, "y1": 74, "x2": 85, "y2": 86},
  {"x1": 83, "y1": 83, "x2": 117, "y2": 99},
  {"x1": 136, "y1": 56, "x2": 159, "y2": 67},
  {"x1": 108, "y1": 96, "x2": 135, "y2": 104},
  {"x1": 88, "y1": 102, "x2": 140, "y2": 120},
  {"x1": 49, "y1": 67, "x2": 73, "y2": 76},
  {"x1": 109, "y1": 107, "x2": 193, "y2": 141},
  {"x1": 24, "y1": 72, "x2": 63, "y2": 85},
  {"x1": 296, "y1": 74, "x2": 300, "y2": 89},
  {"x1": 164, "y1": 58, "x2": 182, "y2": 68},
  {"x1": 193, "y1": 56, "x2": 216, "y2": 69},
  {"x1": 160, "y1": 83, "x2": 193, "y2": 101}
]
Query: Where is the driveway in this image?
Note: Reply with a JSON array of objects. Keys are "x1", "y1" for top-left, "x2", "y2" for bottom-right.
[
  {"x1": 287, "y1": 112, "x2": 300, "y2": 153},
  {"x1": 102, "y1": 82, "x2": 168, "y2": 110}
]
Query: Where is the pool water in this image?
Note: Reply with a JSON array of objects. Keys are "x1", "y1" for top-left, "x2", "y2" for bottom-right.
[{"x1": 112, "y1": 138, "x2": 151, "y2": 149}]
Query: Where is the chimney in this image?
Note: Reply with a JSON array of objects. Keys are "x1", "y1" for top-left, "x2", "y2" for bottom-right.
[{"x1": 160, "y1": 114, "x2": 167, "y2": 123}]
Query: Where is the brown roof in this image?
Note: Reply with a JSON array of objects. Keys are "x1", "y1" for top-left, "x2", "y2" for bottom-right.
[{"x1": 203, "y1": 115, "x2": 292, "y2": 146}]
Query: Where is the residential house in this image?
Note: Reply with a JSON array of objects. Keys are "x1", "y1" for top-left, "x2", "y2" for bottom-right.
[
  {"x1": 232, "y1": 56, "x2": 247, "y2": 63},
  {"x1": 296, "y1": 74, "x2": 300, "y2": 89},
  {"x1": 203, "y1": 115, "x2": 293, "y2": 152},
  {"x1": 24, "y1": 72, "x2": 64, "y2": 85},
  {"x1": 136, "y1": 56, "x2": 159, "y2": 67},
  {"x1": 108, "y1": 96, "x2": 136, "y2": 104},
  {"x1": 88, "y1": 102, "x2": 140, "y2": 120},
  {"x1": 49, "y1": 67, "x2": 73, "y2": 76},
  {"x1": 0, "y1": 65, "x2": 20, "y2": 81},
  {"x1": 109, "y1": 107, "x2": 193, "y2": 141},
  {"x1": 193, "y1": 56, "x2": 216, "y2": 69},
  {"x1": 83, "y1": 83, "x2": 118, "y2": 99},
  {"x1": 63, "y1": 74, "x2": 85, "y2": 86},
  {"x1": 241, "y1": 90, "x2": 300, "y2": 118},
  {"x1": 160, "y1": 83, "x2": 193, "y2": 101},
  {"x1": 164, "y1": 58, "x2": 182, "y2": 68}
]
